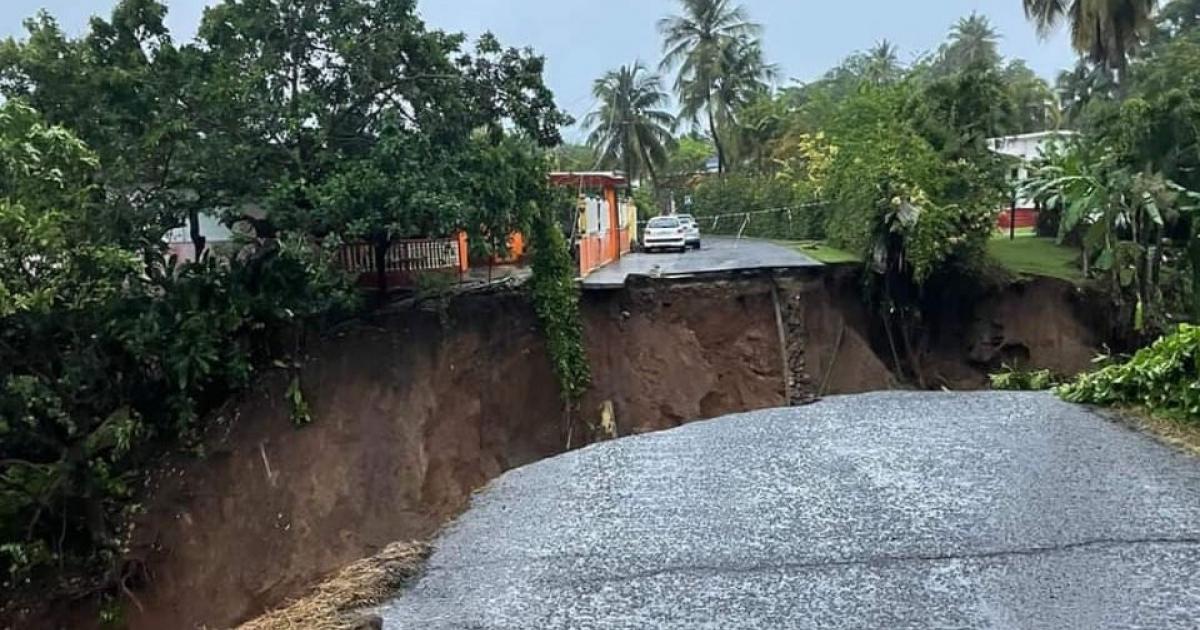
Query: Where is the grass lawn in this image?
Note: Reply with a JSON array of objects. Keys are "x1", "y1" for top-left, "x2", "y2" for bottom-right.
[
  {"x1": 776, "y1": 240, "x2": 861, "y2": 264},
  {"x1": 987, "y1": 230, "x2": 1085, "y2": 283}
]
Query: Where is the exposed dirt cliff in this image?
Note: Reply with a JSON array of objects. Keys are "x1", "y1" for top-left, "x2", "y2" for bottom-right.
[{"x1": 5, "y1": 268, "x2": 1110, "y2": 629}]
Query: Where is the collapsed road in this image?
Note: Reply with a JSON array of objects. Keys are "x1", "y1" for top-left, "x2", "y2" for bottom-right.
[
  {"x1": 379, "y1": 391, "x2": 1200, "y2": 629},
  {"x1": 580, "y1": 236, "x2": 821, "y2": 289}
]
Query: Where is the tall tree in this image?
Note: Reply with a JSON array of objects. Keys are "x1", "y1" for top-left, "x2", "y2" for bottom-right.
[
  {"x1": 688, "y1": 36, "x2": 777, "y2": 169},
  {"x1": 1003, "y1": 59, "x2": 1059, "y2": 131},
  {"x1": 0, "y1": 1, "x2": 196, "y2": 253},
  {"x1": 1023, "y1": 0, "x2": 1157, "y2": 76},
  {"x1": 1056, "y1": 60, "x2": 1117, "y2": 123},
  {"x1": 935, "y1": 13, "x2": 1003, "y2": 76},
  {"x1": 862, "y1": 39, "x2": 904, "y2": 86},
  {"x1": 583, "y1": 62, "x2": 676, "y2": 189},
  {"x1": 659, "y1": 0, "x2": 762, "y2": 174}
]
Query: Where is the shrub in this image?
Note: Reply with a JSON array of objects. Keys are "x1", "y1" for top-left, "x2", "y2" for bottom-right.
[
  {"x1": 0, "y1": 103, "x2": 356, "y2": 588},
  {"x1": 1058, "y1": 324, "x2": 1200, "y2": 419}
]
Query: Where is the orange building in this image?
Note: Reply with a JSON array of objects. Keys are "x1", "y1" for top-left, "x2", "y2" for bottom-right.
[{"x1": 548, "y1": 171, "x2": 637, "y2": 277}]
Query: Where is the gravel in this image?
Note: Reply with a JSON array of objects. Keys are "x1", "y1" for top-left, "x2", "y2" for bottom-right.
[{"x1": 379, "y1": 391, "x2": 1200, "y2": 629}]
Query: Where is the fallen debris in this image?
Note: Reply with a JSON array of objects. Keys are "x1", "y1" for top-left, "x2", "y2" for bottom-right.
[{"x1": 237, "y1": 541, "x2": 429, "y2": 630}]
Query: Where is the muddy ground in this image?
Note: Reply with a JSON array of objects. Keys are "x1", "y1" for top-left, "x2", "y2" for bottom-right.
[{"x1": 2, "y1": 268, "x2": 1110, "y2": 629}]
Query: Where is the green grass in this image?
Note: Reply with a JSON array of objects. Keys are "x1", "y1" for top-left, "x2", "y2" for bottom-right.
[
  {"x1": 987, "y1": 230, "x2": 1084, "y2": 283},
  {"x1": 775, "y1": 240, "x2": 861, "y2": 264}
]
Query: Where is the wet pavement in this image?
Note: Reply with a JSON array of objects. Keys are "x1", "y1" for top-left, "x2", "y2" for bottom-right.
[
  {"x1": 379, "y1": 392, "x2": 1200, "y2": 629},
  {"x1": 581, "y1": 236, "x2": 821, "y2": 289}
]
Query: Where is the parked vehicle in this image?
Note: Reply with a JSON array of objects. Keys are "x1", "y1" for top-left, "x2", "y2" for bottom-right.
[
  {"x1": 676, "y1": 214, "x2": 702, "y2": 249},
  {"x1": 642, "y1": 216, "x2": 688, "y2": 253}
]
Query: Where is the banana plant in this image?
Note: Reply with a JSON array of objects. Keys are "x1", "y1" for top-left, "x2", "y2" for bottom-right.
[{"x1": 1025, "y1": 139, "x2": 1197, "y2": 331}]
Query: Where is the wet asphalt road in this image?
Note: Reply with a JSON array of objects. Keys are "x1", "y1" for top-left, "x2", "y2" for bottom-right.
[
  {"x1": 379, "y1": 392, "x2": 1200, "y2": 629},
  {"x1": 580, "y1": 236, "x2": 821, "y2": 289}
]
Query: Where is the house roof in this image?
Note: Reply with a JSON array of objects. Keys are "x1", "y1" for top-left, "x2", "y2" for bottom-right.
[{"x1": 548, "y1": 171, "x2": 627, "y2": 188}]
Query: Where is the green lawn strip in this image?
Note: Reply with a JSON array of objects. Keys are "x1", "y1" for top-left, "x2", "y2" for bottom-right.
[
  {"x1": 774, "y1": 240, "x2": 861, "y2": 264},
  {"x1": 987, "y1": 232, "x2": 1084, "y2": 283}
]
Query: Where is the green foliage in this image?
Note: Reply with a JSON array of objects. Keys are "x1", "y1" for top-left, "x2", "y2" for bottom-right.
[
  {"x1": 528, "y1": 209, "x2": 591, "y2": 404},
  {"x1": 1026, "y1": 133, "x2": 1200, "y2": 329},
  {"x1": 990, "y1": 365, "x2": 1060, "y2": 391},
  {"x1": 1059, "y1": 324, "x2": 1200, "y2": 419},
  {"x1": 659, "y1": 0, "x2": 773, "y2": 174},
  {"x1": 2, "y1": 0, "x2": 569, "y2": 264},
  {"x1": 286, "y1": 376, "x2": 312, "y2": 428},
  {"x1": 631, "y1": 187, "x2": 661, "y2": 222},
  {"x1": 689, "y1": 174, "x2": 820, "y2": 240},
  {"x1": 812, "y1": 86, "x2": 1000, "y2": 281},
  {"x1": 931, "y1": 13, "x2": 1003, "y2": 78},
  {"x1": 0, "y1": 95, "x2": 356, "y2": 589},
  {"x1": 1023, "y1": 0, "x2": 1156, "y2": 73},
  {"x1": 583, "y1": 62, "x2": 676, "y2": 186}
]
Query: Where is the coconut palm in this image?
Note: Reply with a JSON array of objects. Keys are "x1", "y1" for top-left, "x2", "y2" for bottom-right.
[
  {"x1": 1055, "y1": 60, "x2": 1117, "y2": 123},
  {"x1": 583, "y1": 62, "x2": 677, "y2": 190},
  {"x1": 1023, "y1": 0, "x2": 1157, "y2": 75},
  {"x1": 1003, "y1": 60, "x2": 1059, "y2": 131},
  {"x1": 862, "y1": 39, "x2": 904, "y2": 86},
  {"x1": 659, "y1": 0, "x2": 762, "y2": 174},
  {"x1": 937, "y1": 13, "x2": 1003, "y2": 75}
]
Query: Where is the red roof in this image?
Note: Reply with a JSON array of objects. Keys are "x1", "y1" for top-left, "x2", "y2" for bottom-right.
[{"x1": 548, "y1": 171, "x2": 627, "y2": 188}]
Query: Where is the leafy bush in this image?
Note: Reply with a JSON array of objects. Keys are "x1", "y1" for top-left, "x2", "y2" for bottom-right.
[
  {"x1": 0, "y1": 103, "x2": 355, "y2": 588},
  {"x1": 1058, "y1": 324, "x2": 1200, "y2": 418}
]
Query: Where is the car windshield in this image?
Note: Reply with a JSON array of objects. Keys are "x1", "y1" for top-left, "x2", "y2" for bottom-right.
[
  {"x1": 648, "y1": 217, "x2": 680, "y2": 229},
  {"x1": 677, "y1": 215, "x2": 695, "y2": 223}
]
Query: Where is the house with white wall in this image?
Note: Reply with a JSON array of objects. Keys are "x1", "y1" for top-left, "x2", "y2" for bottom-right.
[{"x1": 993, "y1": 130, "x2": 1080, "y2": 211}]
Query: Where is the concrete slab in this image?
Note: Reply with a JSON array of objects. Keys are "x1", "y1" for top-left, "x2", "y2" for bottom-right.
[
  {"x1": 581, "y1": 236, "x2": 822, "y2": 289},
  {"x1": 380, "y1": 392, "x2": 1200, "y2": 629}
]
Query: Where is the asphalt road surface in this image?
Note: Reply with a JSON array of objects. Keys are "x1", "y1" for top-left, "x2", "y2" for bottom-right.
[
  {"x1": 379, "y1": 392, "x2": 1200, "y2": 629},
  {"x1": 581, "y1": 236, "x2": 821, "y2": 289}
]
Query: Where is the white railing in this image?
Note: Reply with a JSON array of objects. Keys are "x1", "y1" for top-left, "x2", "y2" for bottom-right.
[{"x1": 336, "y1": 237, "x2": 461, "y2": 274}]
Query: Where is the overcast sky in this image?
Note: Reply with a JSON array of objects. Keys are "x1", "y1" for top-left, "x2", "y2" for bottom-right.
[{"x1": 2, "y1": 1, "x2": 1078, "y2": 140}]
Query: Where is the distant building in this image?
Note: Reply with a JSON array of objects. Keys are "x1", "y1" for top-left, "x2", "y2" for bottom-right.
[
  {"x1": 987, "y1": 130, "x2": 1077, "y2": 229},
  {"x1": 165, "y1": 213, "x2": 234, "y2": 261}
]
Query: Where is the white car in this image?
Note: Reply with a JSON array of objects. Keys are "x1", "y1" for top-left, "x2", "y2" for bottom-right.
[
  {"x1": 676, "y1": 214, "x2": 702, "y2": 249},
  {"x1": 642, "y1": 216, "x2": 688, "y2": 253}
]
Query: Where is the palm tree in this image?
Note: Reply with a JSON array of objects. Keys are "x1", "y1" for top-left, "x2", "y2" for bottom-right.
[
  {"x1": 938, "y1": 13, "x2": 1002, "y2": 74},
  {"x1": 1003, "y1": 60, "x2": 1059, "y2": 131},
  {"x1": 583, "y1": 62, "x2": 677, "y2": 190},
  {"x1": 863, "y1": 39, "x2": 903, "y2": 86},
  {"x1": 1023, "y1": 0, "x2": 1157, "y2": 76},
  {"x1": 1055, "y1": 60, "x2": 1116, "y2": 123},
  {"x1": 659, "y1": 0, "x2": 762, "y2": 174}
]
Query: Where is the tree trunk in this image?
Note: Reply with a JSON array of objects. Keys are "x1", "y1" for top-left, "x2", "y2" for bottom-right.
[
  {"x1": 707, "y1": 108, "x2": 725, "y2": 176},
  {"x1": 188, "y1": 208, "x2": 207, "y2": 262},
  {"x1": 639, "y1": 144, "x2": 660, "y2": 191},
  {"x1": 624, "y1": 150, "x2": 636, "y2": 197}
]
